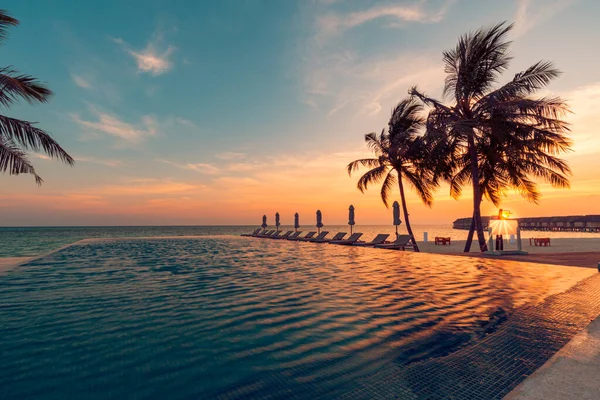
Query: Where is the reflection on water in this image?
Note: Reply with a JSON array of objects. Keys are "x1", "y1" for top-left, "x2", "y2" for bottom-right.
[{"x1": 0, "y1": 237, "x2": 594, "y2": 399}]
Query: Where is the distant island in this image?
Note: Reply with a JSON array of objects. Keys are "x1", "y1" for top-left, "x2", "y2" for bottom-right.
[{"x1": 452, "y1": 215, "x2": 600, "y2": 233}]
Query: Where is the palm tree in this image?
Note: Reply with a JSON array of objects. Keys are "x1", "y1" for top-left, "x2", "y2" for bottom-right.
[
  {"x1": 347, "y1": 97, "x2": 436, "y2": 252},
  {"x1": 411, "y1": 22, "x2": 572, "y2": 252},
  {"x1": 0, "y1": 10, "x2": 74, "y2": 184}
]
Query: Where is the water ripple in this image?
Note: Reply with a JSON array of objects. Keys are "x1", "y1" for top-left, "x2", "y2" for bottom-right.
[{"x1": 0, "y1": 236, "x2": 593, "y2": 399}]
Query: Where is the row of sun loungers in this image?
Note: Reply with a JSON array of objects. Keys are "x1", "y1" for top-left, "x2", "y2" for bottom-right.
[{"x1": 242, "y1": 229, "x2": 415, "y2": 250}]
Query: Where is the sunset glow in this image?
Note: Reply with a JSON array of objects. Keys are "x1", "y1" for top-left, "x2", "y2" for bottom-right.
[{"x1": 1, "y1": 0, "x2": 599, "y2": 226}]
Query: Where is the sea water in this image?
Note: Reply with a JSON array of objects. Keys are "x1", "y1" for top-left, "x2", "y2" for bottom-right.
[{"x1": 1, "y1": 225, "x2": 599, "y2": 257}]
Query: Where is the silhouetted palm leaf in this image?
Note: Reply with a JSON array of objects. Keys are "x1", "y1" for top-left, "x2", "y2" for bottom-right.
[
  {"x1": 0, "y1": 10, "x2": 18, "y2": 44},
  {"x1": 0, "y1": 10, "x2": 74, "y2": 183},
  {"x1": 0, "y1": 138, "x2": 42, "y2": 184},
  {"x1": 0, "y1": 67, "x2": 53, "y2": 106}
]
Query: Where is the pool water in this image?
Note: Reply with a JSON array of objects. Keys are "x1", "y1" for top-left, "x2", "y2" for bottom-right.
[{"x1": 0, "y1": 237, "x2": 594, "y2": 399}]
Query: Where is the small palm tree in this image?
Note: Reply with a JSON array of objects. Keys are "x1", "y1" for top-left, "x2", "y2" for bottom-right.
[
  {"x1": 0, "y1": 10, "x2": 74, "y2": 184},
  {"x1": 411, "y1": 22, "x2": 572, "y2": 252},
  {"x1": 347, "y1": 97, "x2": 436, "y2": 252}
]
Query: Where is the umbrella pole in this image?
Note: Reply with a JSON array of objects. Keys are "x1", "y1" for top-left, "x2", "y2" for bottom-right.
[{"x1": 350, "y1": 225, "x2": 353, "y2": 235}]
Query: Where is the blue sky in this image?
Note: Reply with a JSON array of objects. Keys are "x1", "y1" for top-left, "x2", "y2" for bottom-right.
[{"x1": 1, "y1": 0, "x2": 600, "y2": 225}]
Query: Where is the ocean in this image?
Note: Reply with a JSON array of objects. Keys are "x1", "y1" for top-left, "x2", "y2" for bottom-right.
[{"x1": 1, "y1": 224, "x2": 599, "y2": 258}]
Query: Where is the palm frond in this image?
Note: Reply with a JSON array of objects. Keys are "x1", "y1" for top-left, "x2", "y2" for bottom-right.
[
  {"x1": 0, "y1": 67, "x2": 53, "y2": 106},
  {"x1": 476, "y1": 61, "x2": 561, "y2": 109},
  {"x1": 379, "y1": 171, "x2": 397, "y2": 208},
  {"x1": 403, "y1": 167, "x2": 435, "y2": 207},
  {"x1": 443, "y1": 22, "x2": 513, "y2": 102},
  {"x1": 389, "y1": 97, "x2": 425, "y2": 139},
  {"x1": 346, "y1": 158, "x2": 381, "y2": 176},
  {"x1": 356, "y1": 165, "x2": 388, "y2": 194},
  {"x1": 0, "y1": 114, "x2": 74, "y2": 165},
  {"x1": 364, "y1": 131, "x2": 387, "y2": 156},
  {"x1": 0, "y1": 10, "x2": 18, "y2": 44},
  {"x1": 0, "y1": 138, "x2": 42, "y2": 184}
]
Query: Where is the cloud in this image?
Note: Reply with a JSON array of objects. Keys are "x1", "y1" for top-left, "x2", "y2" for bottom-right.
[
  {"x1": 113, "y1": 33, "x2": 176, "y2": 76},
  {"x1": 92, "y1": 177, "x2": 205, "y2": 196},
  {"x1": 75, "y1": 155, "x2": 124, "y2": 167},
  {"x1": 159, "y1": 159, "x2": 220, "y2": 175},
  {"x1": 31, "y1": 154, "x2": 51, "y2": 161},
  {"x1": 316, "y1": 0, "x2": 454, "y2": 41},
  {"x1": 215, "y1": 152, "x2": 246, "y2": 160},
  {"x1": 299, "y1": 1, "x2": 450, "y2": 117},
  {"x1": 70, "y1": 105, "x2": 157, "y2": 144},
  {"x1": 129, "y1": 45, "x2": 176, "y2": 75},
  {"x1": 71, "y1": 74, "x2": 91, "y2": 89},
  {"x1": 563, "y1": 82, "x2": 600, "y2": 156},
  {"x1": 174, "y1": 117, "x2": 198, "y2": 129},
  {"x1": 306, "y1": 51, "x2": 445, "y2": 117},
  {"x1": 513, "y1": 0, "x2": 575, "y2": 38}
]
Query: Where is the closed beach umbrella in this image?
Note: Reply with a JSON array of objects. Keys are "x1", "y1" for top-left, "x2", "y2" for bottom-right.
[
  {"x1": 392, "y1": 201, "x2": 401, "y2": 236},
  {"x1": 275, "y1": 212, "x2": 280, "y2": 232},
  {"x1": 294, "y1": 213, "x2": 300, "y2": 232},
  {"x1": 348, "y1": 205, "x2": 355, "y2": 234},
  {"x1": 262, "y1": 215, "x2": 268, "y2": 230},
  {"x1": 316, "y1": 210, "x2": 323, "y2": 233}
]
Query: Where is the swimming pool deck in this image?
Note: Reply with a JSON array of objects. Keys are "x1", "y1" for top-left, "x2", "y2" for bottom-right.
[{"x1": 506, "y1": 316, "x2": 600, "y2": 400}]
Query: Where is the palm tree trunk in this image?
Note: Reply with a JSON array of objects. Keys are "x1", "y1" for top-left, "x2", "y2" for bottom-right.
[
  {"x1": 463, "y1": 211, "x2": 476, "y2": 252},
  {"x1": 398, "y1": 178, "x2": 420, "y2": 252},
  {"x1": 467, "y1": 133, "x2": 488, "y2": 252}
]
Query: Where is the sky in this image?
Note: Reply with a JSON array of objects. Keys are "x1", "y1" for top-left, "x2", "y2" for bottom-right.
[{"x1": 1, "y1": 0, "x2": 599, "y2": 226}]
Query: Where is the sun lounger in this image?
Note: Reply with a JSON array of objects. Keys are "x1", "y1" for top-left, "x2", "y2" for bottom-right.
[
  {"x1": 270, "y1": 231, "x2": 284, "y2": 238},
  {"x1": 286, "y1": 231, "x2": 303, "y2": 240},
  {"x1": 308, "y1": 231, "x2": 330, "y2": 242},
  {"x1": 329, "y1": 232, "x2": 363, "y2": 245},
  {"x1": 311, "y1": 231, "x2": 344, "y2": 243},
  {"x1": 289, "y1": 231, "x2": 316, "y2": 241},
  {"x1": 353, "y1": 234, "x2": 390, "y2": 247},
  {"x1": 312, "y1": 232, "x2": 346, "y2": 243},
  {"x1": 257, "y1": 230, "x2": 275, "y2": 237},
  {"x1": 241, "y1": 228, "x2": 261, "y2": 237},
  {"x1": 273, "y1": 231, "x2": 293, "y2": 239},
  {"x1": 374, "y1": 234, "x2": 414, "y2": 250}
]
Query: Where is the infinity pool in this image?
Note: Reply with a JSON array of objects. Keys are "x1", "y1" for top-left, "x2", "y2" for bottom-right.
[{"x1": 0, "y1": 237, "x2": 594, "y2": 399}]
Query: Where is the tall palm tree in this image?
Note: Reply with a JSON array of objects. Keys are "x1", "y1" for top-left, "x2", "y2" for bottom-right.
[
  {"x1": 347, "y1": 97, "x2": 436, "y2": 252},
  {"x1": 0, "y1": 10, "x2": 74, "y2": 184},
  {"x1": 411, "y1": 22, "x2": 571, "y2": 252}
]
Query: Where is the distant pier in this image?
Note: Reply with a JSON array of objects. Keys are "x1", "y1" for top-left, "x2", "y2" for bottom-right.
[{"x1": 453, "y1": 215, "x2": 600, "y2": 233}]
